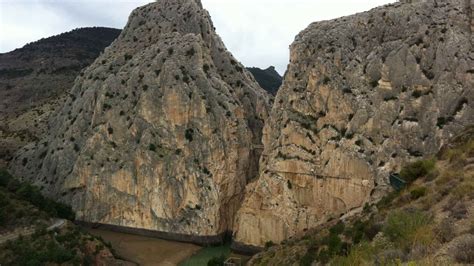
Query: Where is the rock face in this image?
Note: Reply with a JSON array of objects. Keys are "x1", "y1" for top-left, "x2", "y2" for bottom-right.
[
  {"x1": 247, "y1": 66, "x2": 282, "y2": 95},
  {"x1": 0, "y1": 27, "x2": 120, "y2": 165},
  {"x1": 10, "y1": 0, "x2": 270, "y2": 242},
  {"x1": 234, "y1": 0, "x2": 473, "y2": 248}
]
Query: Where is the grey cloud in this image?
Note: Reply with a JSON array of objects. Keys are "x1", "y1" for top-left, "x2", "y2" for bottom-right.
[{"x1": 1, "y1": 0, "x2": 396, "y2": 74}]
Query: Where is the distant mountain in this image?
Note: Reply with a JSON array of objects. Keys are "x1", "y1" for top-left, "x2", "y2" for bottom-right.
[
  {"x1": 0, "y1": 27, "x2": 121, "y2": 116},
  {"x1": 0, "y1": 27, "x2": 120, "y2": 165},
  {"x1": 247, "y1": 66, "x2": 282, "y2": 95}
]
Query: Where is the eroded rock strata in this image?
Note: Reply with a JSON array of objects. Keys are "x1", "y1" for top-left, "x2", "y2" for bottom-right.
[
  {"x1": 234, "y1": 0, "x2": 473, "y2": 248},
  {"x1": 10, "y1": 0, "x2": 270, "y2": 243}
]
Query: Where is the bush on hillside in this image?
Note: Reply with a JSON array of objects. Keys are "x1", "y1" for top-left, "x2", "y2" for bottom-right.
[
  {"x1": 207, "y1": 254, "x2": 226, "y2": 266},
  {"x1": 264, "y1": 241, "x2": 275, "y2": 249},
  {"x1": 383, "y1": 209, "x2": 432, "y2": 250},
  {"x1": 410, "y1": 186, "x2": 427, "y2": 199},
  {"x1": 0, "y1": 169, "x2": 12, "y2": 186},
  {"x1": 400, "y1": 159, "x2": 435, "y2": 183},
  {"x1": 0, "y1": 169, "x2": 75, "y2": 220},
  {"x1": 453, "y1": 235, "x2": 474, "y2": 263}
]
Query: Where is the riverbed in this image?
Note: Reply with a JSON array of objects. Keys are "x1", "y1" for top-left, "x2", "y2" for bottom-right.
[
  {"x1": 86, "y1": 228, "x2": 250, "y2": 265},
  {"x1": 86, "y1": 228, "x2": 202, "y2": 266}
]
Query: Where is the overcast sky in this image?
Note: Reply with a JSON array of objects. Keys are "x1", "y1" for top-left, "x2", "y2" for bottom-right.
[{"x1": 0, "y1": 0, "x2": 396, "y2": 74}]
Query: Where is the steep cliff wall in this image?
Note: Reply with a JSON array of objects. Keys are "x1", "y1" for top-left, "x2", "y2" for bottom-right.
[
  {"x1": 10, "y1": 0, "x2": 270, "y2": 242},
  {"x1": 234, "y1": 0, "x2": 473, "y2": 248}
]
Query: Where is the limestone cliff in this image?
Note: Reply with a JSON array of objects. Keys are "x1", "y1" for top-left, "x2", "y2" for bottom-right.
[
  {"x1": 234, "y1": 0, "x2": 473, "y2": 248},
  {"x1": 10, "y1": 0, "x2": 270, "y2": 242}
]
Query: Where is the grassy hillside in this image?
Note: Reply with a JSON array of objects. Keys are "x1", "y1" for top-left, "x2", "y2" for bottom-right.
[
  {"x1": 0, "y1": 170, "x2": 129, "y2": 265},
  {"x1": 249, "y1": 127, "x2": 474, "y2": 265}
]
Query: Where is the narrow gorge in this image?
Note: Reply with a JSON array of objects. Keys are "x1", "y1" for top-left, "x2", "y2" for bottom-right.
[
  {"x1": 10, "y1": 0, "x2": 271, "y2": 243},
  {"x1": 6, "y1": 0, "x2": 473, "y2": 257}
]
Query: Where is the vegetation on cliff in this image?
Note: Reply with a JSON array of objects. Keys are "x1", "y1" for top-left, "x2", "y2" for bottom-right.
[
  {"x1": 0, "y1": 170, "x2": 126, "y2": 265},
  {"x1": 249, "y1": 127, "x2": 474, "y2": 265}
]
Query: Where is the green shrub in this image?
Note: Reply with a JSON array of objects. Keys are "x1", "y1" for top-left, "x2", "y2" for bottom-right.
[
  {"x1": 73, "y1": 143, "x2": 80, "y2": 152},
  {"x1": 345, "y1": 219, "x2": 380, "y2": 245},
  {"x1": 322, "y1": 76, "x2": 331, "y2": 84},
  {"x1": 186, "y1": 48, "x2": 196, "y2": 57},
  {"x1": 370, "y1": 80, "x2": 378, "y2": 88},
  {"x1": 207, "y1": 254, "x2": 226, "y2": 266},
  {"x1": 330, "y1": 221, "x2": 345, "y2": 235},
  {"x1": 0, "y1": 192, "x2": 10, "y2": 206},
  {"x1": 300, "y1": 245, "x2": 317, "y2": 266},
  {"x1": 376, "y1": 191, "x2": 399, "y2": 209},
  {"x1": 148, "y1": 144, "x2": 157, "y2": 152},
  {"x1": 322, "y1": 234, "x2": 343, "y2": 256},
  {"x1": 383, "y1": 209, "x2": 432, "y2": 249},
  {"x1": 7, "y1": 178, "x2": 21, "y2": 192},
  {"x1": 0, "y1": 169, "x2": 12, "y2": 186},
  {"x1": 185, "y1": 128, "x2": 194, "y2": 141},
  {"x1": 203, "y1": 64, "x2": 210, "y2": 73},
  {"x1": 0, "y1": 208, "x2": 6, "y2": 226},
  {"x1": 410, "y1": 186, "x2": 427, "y2": 199},
  {"x1": 264, "y1": 241, "x2": 275, "y2": 249},
  {"x1": 0, "y1": 170, "x2": 75, "y2": 220},
  {"x1": 400, "y1": 159, "x2": 435, "y2": 183},
  {"x1": 453, "y1": 235, "x2": 474, "y2": 263},
  {"x1": 330, "y1": 241, "x2": 376, "y2": 266}
]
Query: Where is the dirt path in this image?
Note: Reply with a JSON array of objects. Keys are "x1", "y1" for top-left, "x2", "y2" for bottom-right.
[
  {"x1": 0, "y1": 219, "x2": 66, "y2": 245},
  {"x1": 86, "y1": 228, "x2": 202, "y2": 266}
]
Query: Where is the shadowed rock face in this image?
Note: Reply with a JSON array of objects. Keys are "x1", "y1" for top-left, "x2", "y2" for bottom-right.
[
  {"x1": 10, "y1": 0, "x2": 270, "y2": 239},
  {"x1": 234, "y1": 0, "x2": 473, "y2": 247},
  {"x1": 247, "y1": 66, "x2": 282, "y2": 95}
]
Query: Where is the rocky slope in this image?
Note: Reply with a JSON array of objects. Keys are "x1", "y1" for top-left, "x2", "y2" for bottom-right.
[
  {"x1": 247, "y1": 66, "x2": 282, "y2": 95},
  {"x1": 248, "y1": 126, "x2": 474, "y2": 265},
  {"x1": 10, "y1": 0, "x2": 270, "y2": 243},
  {"x1": 0, "y1": 27, "x2": 120, "y2": 165},
  {"x1": 234, "y1": 0, "x2": 473, "y2": 249}
]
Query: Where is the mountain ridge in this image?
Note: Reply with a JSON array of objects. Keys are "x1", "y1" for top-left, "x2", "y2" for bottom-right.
[
  {"x1": 246, "y1": 66, "x2": 282, "y2": 95},
  {"x1": 0, "y1": 27, "x2": 120, "y2": 167}
]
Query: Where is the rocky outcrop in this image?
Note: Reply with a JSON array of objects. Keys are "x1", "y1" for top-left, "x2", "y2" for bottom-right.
[
  {"x1": 234, "y1": 0, "x2": 473, "y2": 248},
  {"x1": 0, "y1": 27, "x2": 120, "y2": 166},
  {"x1": 247, "y1": 66, "x2": 282, "y2": 95},
  {"x1": 10, "y1": 0, "x2": 270, "y2": 242}
]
